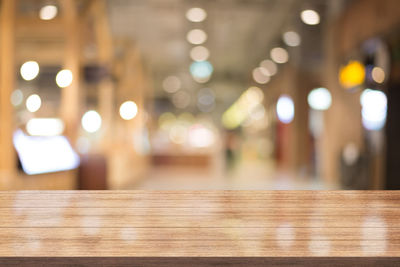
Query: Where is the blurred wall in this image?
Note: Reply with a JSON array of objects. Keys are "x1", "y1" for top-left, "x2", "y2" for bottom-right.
[{"x1": 322, "y1": 0, "x2": 400, "y2": 188}]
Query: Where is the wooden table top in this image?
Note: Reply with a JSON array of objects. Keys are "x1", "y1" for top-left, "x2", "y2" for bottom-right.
[{"x1": 1, "y1": 191, "x2": 400, "y2": 259}]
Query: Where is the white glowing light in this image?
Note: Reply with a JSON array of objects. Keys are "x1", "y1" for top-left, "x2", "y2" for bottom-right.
[
  {"x1": 119, "y1": 101, "x2": 138, "y2": 120},
  {"x1": 81, "y1": 110, "x2": 102, "y2": 133},
  {"x1": 13, "y1": 130, "x2": 79, "y2": 175},
  {"x1": 276, "y1": 95, "x2": 294, "y2": 124},
  {"x1": 26, "y1": 118, "x2": 65, "y2": 136},
  {"x1": 39, "y1": 5, "x2": 58, "y2": 20},
  {"x1": 308, "y1": 87, "x2": 332, "y2": 111},
  {"x1": 186, "y1": 7, "x2": 207, "y2": 22},
  {"x1": 260, "y1": 59, "x2": 278, "y2": 76},
  {"x1": 20, "y1": 61, "x2": 39, "y2": 81},
  {"x1": 301, "y1": 9, "x2": 320, "y2": 25},
  {"x1": 11, "y1": 89, "x2": 23, "y2": 107},
  {"x1": 360, "y1": 89, "x2": 387, "y2": 131},
  {"x1": 190, "y1": 46, "x2": 210, "y2": 62},
  {"x1": 188, "y1": 125, "x2": 214, "y2": 147},
  {"x1": 187, "y1": 29, "x2": 207, "y2": 45},
  {"x1": 283, "y1": 31, "x2": 301, "y2": 47},
  {"x1": 270, "y1": 47, "x2": 289, "y2": 64},
  {"x1": 56, "y1": 69, "x2": 73, "y2": 88},
  {"x1": 162, "y1": 76, "x2": 181, "y2": 93},
  {"x1": 26, "y1": 94, "x2": 41, "y2": 113}
]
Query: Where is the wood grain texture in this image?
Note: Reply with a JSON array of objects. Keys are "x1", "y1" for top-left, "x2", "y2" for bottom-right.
[{"x1": 0, "y1": 191, "x2": 399, "y2": 265}]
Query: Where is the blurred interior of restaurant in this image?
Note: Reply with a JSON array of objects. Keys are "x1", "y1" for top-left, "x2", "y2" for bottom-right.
[{"x1": 0, "y1": 0, "x2": 399, "y2": 190}]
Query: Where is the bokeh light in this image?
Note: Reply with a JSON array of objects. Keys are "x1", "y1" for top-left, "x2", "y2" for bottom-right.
[
  {"x1": 187, "y1": 29, "x2": 207, "y2": 45},
  {"x1": 371, "y1": 67, "x2": 385, "y2": 84},
  {"x1": 222, "y1": 87, "x2": 265, "y2": 129},
  {"x1": 169, "y1": 124, "x2": 187, "y2": 144},
  {"x1": 172, "y1": 91, "x2": 191, "y2": 109},
  {"x1": 81, "y1": 110, "x2": 102, "y2": 133},
  {"x1": 276, "y1": 95, "x2": 294, "y2": 124},
  {"x1": 26, "y1": 94, "x2": 41, "y2": 113},
  {"x1": 190, "y1": 46, "x2": 210, "y2": 62},
  {"x1": 190, "y1": 61, "x2": 213, "y2": 81},
  {"x1": 252, "y1": 67, "x2": 270, "y2": 84},
  {"x1": 10, "y1": 89, "x2": 23, "y2": 107},
  {"x1": 20, "y1": 61, "x2": 39, "y2": 81},
  {"x1": 339, "y1": 61, "x2": 365, "y2": 89},
  {"x1": 56, "y1": 69, "x2": 73, "y2": 88},
  {"x1": 26, "y1": 118, "x2": 65, "y2": 136},
  {"x1": 162, "y1": 76, "x2": 181, "y2": 93},
  {"x1": 260, "y1": 59, "x2": 278, "y2": 76},
  {"x1": 301, "y1": 9, "x2": 320, "y2": 25},
  {"x1": 270, "y1": 47, "x2": 289, "y2": 64},
  {"x1": 283, "y1": 31, "x2": 301, "y2": 47},
  {"x1": 188, "y1": 124, "x2": 215, "y2": 147},
  {"x1": 308, "y1": 88, "x2": 332, "y2": 111},
  {"x1": 186, "y1": 7, "x2": 207, "y2": 22},
  {"x1": 360, "y1": 89, "x2": 387, "y2": 131},
  {"x1": 39, "y1": 5, "x2": 58, "y2": 20},
  {"x1": 197, "y1": 88, "x2": 215, "y2": 112},
  {"x1": 119, "y1": 101, "x2": 138, "y2": 120}
]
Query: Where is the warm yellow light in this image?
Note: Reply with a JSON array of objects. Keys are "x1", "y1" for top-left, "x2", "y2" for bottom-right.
[
  {"x1": 187, "y1": 29, "x2": 207, "y2": 45},
  {"x1": 372, "y1": 67, "x2": 385, "y2": 84},
  {"x1": 39, "y1": 5, "x2": 58, "y2": 20},
  {"x1": 56, "y1": 69, "x2": 73, "y2": 88},
  {"x1": 26, "y1": 94, "x2": 41, "y2": 113},
  {"x1": 222, "y1": 87, "x2": 265, "y2": 129},
  {"x1": 186, "y1": 7, "x2": 207, "y2": 22},
  {"x1": 20, "y1": 61, "x2": 39, "y2": 81},
  {"x1": 119, "y1": 101, "x2": 138, "y2": 120},
  {"x1": 339, "y1": 61, "x2": 365, "y2": 89}
]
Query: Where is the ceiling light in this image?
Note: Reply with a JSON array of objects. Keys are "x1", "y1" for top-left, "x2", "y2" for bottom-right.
[
  {"x1": 186, "y1": 7, "x2": 207, "y2": 22},
  {"x1": 301, "y1": 9, "x2": 320, "y2": 25},
  {"x1": 270, "y1": 47, "x2": 289, "y2": 64},
  {"x1": 187, "y1": 29, "x2": 207, "y2": 45},
  {"x1": 190, "y1": 46, "x2": 210, "y2": 62},
  {"x1": 39, "y1": 5, "x2": 58, "y2": 20},
  {"x1": 20, "y1": 61, "x2": 39, "y2": 81},
  {"x1": 283, "y1": 31, "x2": 301, "y2": 47}
]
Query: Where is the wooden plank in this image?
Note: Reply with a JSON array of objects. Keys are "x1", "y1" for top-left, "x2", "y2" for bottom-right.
[
  {"x1": 0, "y1": 257, "x2": 399, "y2": 267},
  {"x1": 0, "y1": 191, "x2": 399, "y2": 262}
]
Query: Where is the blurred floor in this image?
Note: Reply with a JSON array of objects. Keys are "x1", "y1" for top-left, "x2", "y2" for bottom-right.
[{"x1": 131, "y1": 157, "x2": 338, "y2": 190}]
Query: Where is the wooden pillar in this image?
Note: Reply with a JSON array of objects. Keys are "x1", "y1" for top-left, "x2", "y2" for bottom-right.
[
  {"x1": 0, "y1": 0, "x2": 16, "y2": 185},
  {"x1": 60, "y1": 0, "x2": 80, "y2": 144},
  {"x1": 91, "y1": 0, "x2": 114, "y2": 151}
]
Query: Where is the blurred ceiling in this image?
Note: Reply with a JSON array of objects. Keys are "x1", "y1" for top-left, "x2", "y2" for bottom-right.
[{"x1": 108, "y1": 0, "x2": 301, "y2": 98}]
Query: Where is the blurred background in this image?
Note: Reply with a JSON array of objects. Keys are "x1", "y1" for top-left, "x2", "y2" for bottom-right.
[{"x1": 0, "y1": 0, "x2": 399, "y2": 190}]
